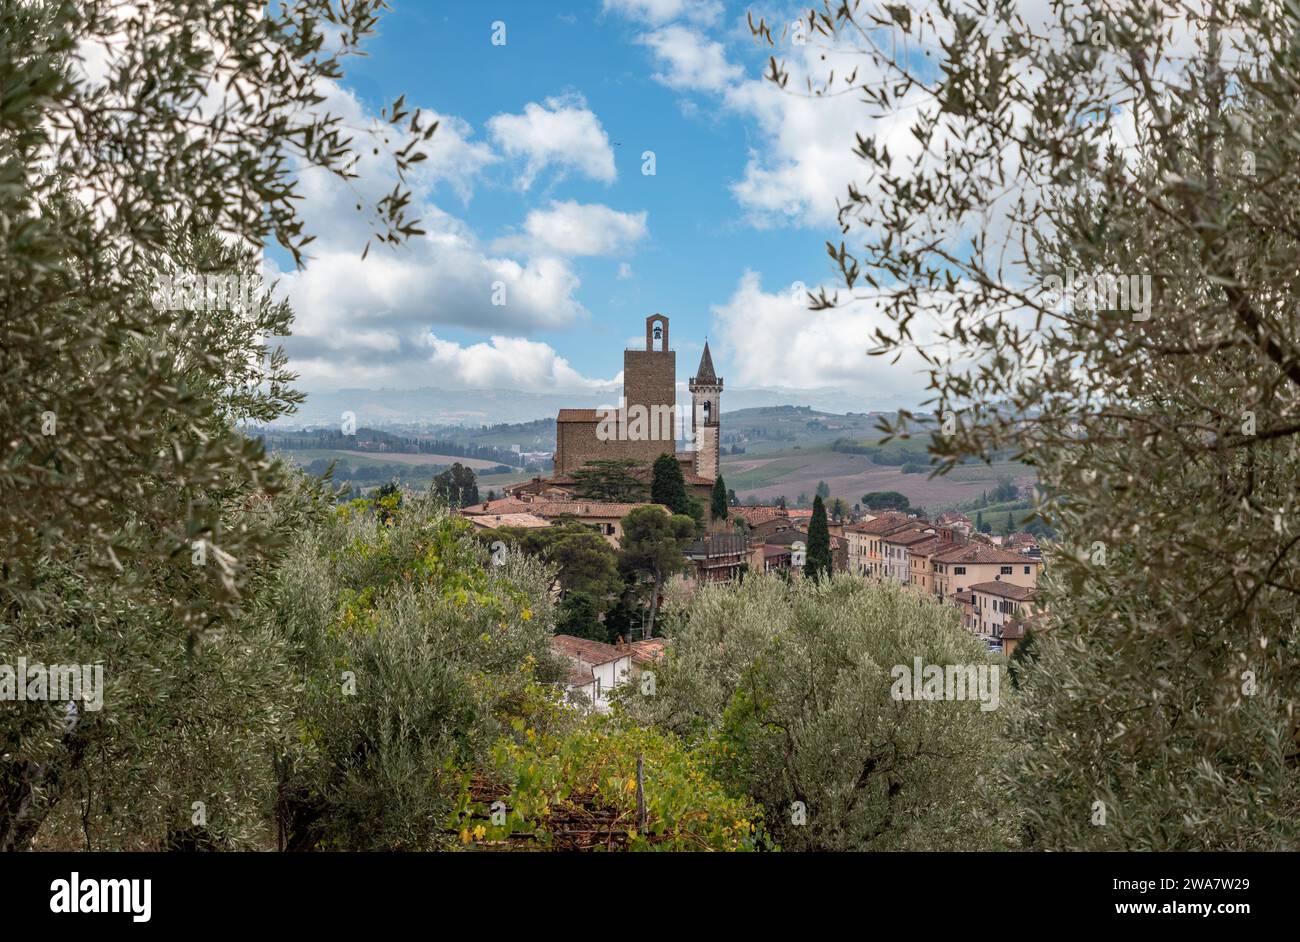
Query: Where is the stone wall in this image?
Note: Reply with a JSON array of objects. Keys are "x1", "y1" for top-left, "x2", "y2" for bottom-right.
[{"x1": 622, "y1": 348, "x2": 676, "y2": 464}]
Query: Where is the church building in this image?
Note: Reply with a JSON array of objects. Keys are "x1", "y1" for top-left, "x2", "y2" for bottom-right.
[{"x1": 551, "y1": 313, "x2": 721, "y2": 492}]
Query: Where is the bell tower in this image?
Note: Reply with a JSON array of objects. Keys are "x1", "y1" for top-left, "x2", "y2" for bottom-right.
[
  {"x1": 689, "y1": 341, "x2": 722, "y2": 480},
  {"x1": 621, "y1": 313, "x2": 676, "y2": 462}
]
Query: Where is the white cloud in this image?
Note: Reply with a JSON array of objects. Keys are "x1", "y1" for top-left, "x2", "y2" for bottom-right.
[
  {"x1": 720, "y1": 44, "x2": 932, "y2": 229},
  {"x1": 422, "y1": 334, "x2": 619, "y2": 392},
  {"x1": 267, "y1": 82, "x2": 597, "y2": 390},
  {"x1": 709, "y1": 271, "x2": 957, "y2": 408},
  {"x1": 638, "y1": 25, "x2": 741, "y2": 92},
  {"x1": 495, "y1": 200, "x2": 648, "y2": 257},
  {"x1": 487, "y1": 94, "x2": 617, "y2": 188},
  {"x1": 601, "y1": 0, "x2": 723, "y2": 26},
  {"x1": 617, "y1": 262, "x2": 634, "y2": 279}
]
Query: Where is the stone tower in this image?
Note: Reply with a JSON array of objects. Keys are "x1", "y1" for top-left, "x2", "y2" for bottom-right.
[
  {"x1": 689, "y1": 341, "x2": 722, "y2": 480},
  {"x1": 622, "y1": 313, "x2": 677, "y2": 463}
]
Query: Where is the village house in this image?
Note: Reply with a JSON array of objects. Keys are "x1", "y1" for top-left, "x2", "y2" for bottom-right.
[
  {"x1": 461, "y1": 497, "x2": 671, "y2": 547},
  {"x1": 681, "y1": 532, "x2": 748, "y2": 585},
  {"x1": 930, "y1": 542, "x2": 1043, "y2": 602},
  {"x1": 968, "y1": 581, "x2": 1040, "y2": 643},
  {"x1": 846, "y1": 512, "x2": 925, "y2": 578},
  {"x1": 732, "y1": 505, "x2": 796, "y2": 542},
  {"x1": 462, "y1": 511, "x2": 550, "y2": 533},
  {"x1": 755, "y1": 543, "x2": 793, "y2": 574},
  {"x1": 1001, "y1": 614, "x2": 1042, "y2": 658},
  {"x1": 551, "y1": 635, "x2": 633, "y2": 713},
  {"x1": 906, "y1": 535, "x2": 949, "y2": 595},
  {"x1": 882, "y1": 527, "x2": 938, "y2": 583}
]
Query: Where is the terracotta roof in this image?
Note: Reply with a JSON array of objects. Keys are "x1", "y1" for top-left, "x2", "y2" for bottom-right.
[
  {"x1": 762, "y1": 544, "x2": 792, "y2": 559},
  {"x1": 557, "y1": 409, "x2": 602, "y2": 423},
  {"x1": 932, "y1": 543, "x2": 1036, "y2": 565},
  {"x1": 628, "y1": 639, "x2": 667, "y2": 665},
  {"x1": 462, "y1": 497, "x2": 533, "y2": 516},
  {"x1": 564, "y1": 665, "x2": 596, "y2": 686},
  {"x1": 952, "y1": 590, "x2": 975, "y2": 604},
  {"x1": 884, "y1": 529, "x2": 936, "y2": 547},
  {"x1": 852, "y1": 513, "x2": 918, "y2": 535},
  {"x1": 464, "y1": 513, "x2": 550, "y2": 529},
  {"x1": 552, "y1": 634, "x2": 629, "y2": 668},
  {"x1": 969, "y1": 581, "x2": 1037, "y2": 601},
  {"x1": 733, "y1": 506, "x2": 790, "y2": 525},
  {"x1": 533, "y1": 500, "x2": 668, "y2": 519},
  {"x1": 907, "y1": 536, "x2": 947, "y2": 556}
]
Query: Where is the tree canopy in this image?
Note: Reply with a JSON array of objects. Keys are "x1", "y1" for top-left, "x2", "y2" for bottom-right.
[{"x1": 778, "y1": 0, "x2": 1300, "y2": 847}]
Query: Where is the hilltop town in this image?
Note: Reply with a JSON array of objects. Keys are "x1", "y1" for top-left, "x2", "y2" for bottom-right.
[{"x1": 452, "y1": 315, "x2": 1046, "y2": 712}]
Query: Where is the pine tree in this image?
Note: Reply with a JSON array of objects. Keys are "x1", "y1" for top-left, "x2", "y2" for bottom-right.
[
  {"x1": 650, "y1": 453, "x2": 689, "y2": 514},
  {"x1": 710, "y1": 475, "x2": 729, "y2": 521},
  {"x1": 806, "y1": 496, "x2": 832, "y2": 582}
]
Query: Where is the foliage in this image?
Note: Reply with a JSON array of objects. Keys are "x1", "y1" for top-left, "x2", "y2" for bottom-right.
[
  {"x1": 430, "y1": 462, "x2": 480, "y2": 509},
  {"x1": 449, "y1": 720, "x2": 769, "y2": 851},
  {"x1": 571, "y1": 459, "x2": 647, "y2": 502},
  {"x1": 489, "y1": 519, "x2": 622, "y2": 609},
  {"x1": 617, "y1": 507, "x2": 695, "y2": 639},
  {"x1": 270, "y1": 495, "x2": 566, "y2": 850},
  {"x1": 805, "y1": 496, "x2": 832, "y2": 581},
  {"x1": 782, "y1": 0, "x2": 1300, "y2": 847},
  {"x1": 629, "y1": 575, "x2": 1014, "y2": 850},
  {"x1": 710, "y1": 475, "x2": 729, "y2": 520},
  {"x1": 649, "y1": 453, "x2": 689, "y2": 515},
  {"x1": 0, "y1": 0, "x2": 428, "y2": 850},
  {"x1": 555, "y1": 592, "x2": 604, "y2": 642},
  {"x1": 862, "y1": 491, "x2": 910, "y2": 512}
]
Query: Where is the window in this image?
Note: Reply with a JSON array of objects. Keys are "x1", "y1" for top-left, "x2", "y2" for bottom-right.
[
  {"x1": 954, "y1": 566, "x2": 966, "y2": 575},
  {"x1": 1024, "y1": 565, "x2": 1031, "y2": 574},
  {"x1": 1000, "y1": 565, "x2": 1013, "y2": 575}
]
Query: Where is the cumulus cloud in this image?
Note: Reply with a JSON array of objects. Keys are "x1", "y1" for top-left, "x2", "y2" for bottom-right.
[
  {"x1": 487, "y1": 94, "x2": 617, "y2": 188},
  {"x1": 423, "y1": 334, "x2": 620, "y2": 392},
  {"x1": 494, "y1": 200, "x2": 648, "y2": 257},
  {"x1": 602, "y1": 0, "x2": 723, "y2": 26},
  {"x1": 708, "y1": 271, "x2": 964, "y2": 408},
  {"x1": 638, "y1": 25, "x2": 741, "y2": 92},
  {"x1": 267, "y1": 81, "x2": 604, "y2": 390}
]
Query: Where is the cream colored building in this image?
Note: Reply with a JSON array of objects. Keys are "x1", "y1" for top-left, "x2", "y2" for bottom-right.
[{"x1": 930, "y1": 542, "x2": 1042, "y2": 601}]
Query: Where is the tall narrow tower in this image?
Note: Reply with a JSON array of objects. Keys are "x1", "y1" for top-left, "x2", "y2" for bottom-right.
[
  {"x1": 622, "y1": 314, "x2": 676, "y2": 462},
  {"x1": 689, "y1": 341, "x2": 722, "y2": 480}
]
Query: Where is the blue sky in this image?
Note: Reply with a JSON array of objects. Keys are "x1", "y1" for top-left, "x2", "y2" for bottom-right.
[{"x1": 269, "y1": 0, "x2": 946, "y2": 414}]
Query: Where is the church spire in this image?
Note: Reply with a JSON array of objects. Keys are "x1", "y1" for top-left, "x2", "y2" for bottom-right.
[{"x1": 694, "y1": 341, "x2": 718, "y2": 385}]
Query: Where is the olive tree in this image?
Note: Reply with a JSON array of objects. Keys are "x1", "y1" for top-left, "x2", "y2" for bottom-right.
[
  {"x1": 767, "y1": 0, "x2": 1300, "y2": 847},
  {"x1": 1, "y1": 0, "x2": 431, "y2": 849},
  {"x1": 633, "y1": 576, "x2": 1014, "y2": 850}
]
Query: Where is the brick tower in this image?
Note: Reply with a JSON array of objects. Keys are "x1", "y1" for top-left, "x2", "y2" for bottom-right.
[
  {"x1": 622, "y1": 313, "x2": 677, "y2": 463},
  {"x1": 689, "y1": 341, "x2": 722, "y2": 480}
]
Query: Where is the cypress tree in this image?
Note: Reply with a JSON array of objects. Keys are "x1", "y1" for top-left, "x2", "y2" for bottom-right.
[
  {"x1": 710, "y1": 474, "x2": 729, "y2": 521},
  {"x1": 806, "y1": 495, "x2": 832, "y2": 581},
  {"x1": 650, "y1": 453, "x2": 689, "y2": 515}
]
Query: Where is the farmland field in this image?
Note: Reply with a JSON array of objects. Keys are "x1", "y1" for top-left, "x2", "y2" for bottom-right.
[{"x1": 720, "y1": 446, "x2": 1033, "y2": 510}]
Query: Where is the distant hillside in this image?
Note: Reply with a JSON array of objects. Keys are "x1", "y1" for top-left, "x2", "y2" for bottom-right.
[{"x1": 248, "y1": 425, "x2": 524, "y2": 467}]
